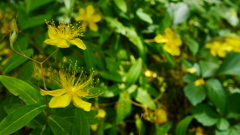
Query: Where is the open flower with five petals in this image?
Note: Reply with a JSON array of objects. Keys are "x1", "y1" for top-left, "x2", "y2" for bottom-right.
[
  {"x1": 40, "y1": 68, "x2": 101, "y2": 111},
  {"x1": 75, "y1": 5, "x2": 101, "y2": 31},
  {"x1": 154, "y1": 28, "x2": 182, "y2": 56},
  {"x1": 44, "y1": 20, "x2": 86, "y2": 49}
]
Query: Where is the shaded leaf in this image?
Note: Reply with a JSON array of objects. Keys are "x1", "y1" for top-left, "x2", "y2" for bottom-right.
[{"x1": 0, "y1": 104, "x2": 45, "y2": 135}]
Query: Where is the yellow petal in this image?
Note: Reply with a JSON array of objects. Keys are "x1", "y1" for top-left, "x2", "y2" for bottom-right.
[
  {"x1": 91, "y1": 15, "x2": 101, "y2": 22},
  {"x1": 86, "y1": 5, "x2": 94, "y2": 17},
  {"x1": 57, "y1": 40, "x2": 70, "y2": 48},
  {"x1": 40, "y1": 89, "x2": 66, "y2": 96},
  {"x1": 44, "y1": 39, "x2": 59, "y2": 45},
  {"x1": 81, "y1": 21, "x2": 87, "y2": 32},
  {"x1": 154, "y1": 35, "x2": 167, "y2": 43},
  {"x1": 72, "y1": 96, "x2": 92, "y2": 111},
  {"x1": 48, "y1": 26, "x2": 57, "y2": 39},
  {"x1": 89, "y1": 22, "x2": 98, "y2": 31},
  {"x1": 68, "y1": 38, "x2": 86, "y2": 50},
  {"x1": 75, "y1": 15, "x2": 85, "y2": 21},
  {"x1": 164, "y1": 45, "x2": 181, "y2": 56},
  {"x1": 164, "y1": 28, "x2": 174, "y2": 38},
  {"x1": 174, "y1": 37, "x2": 182, "y2": 46},
  {"x1": 49, "y1": 94, "x2": 72, "y2": 108}
]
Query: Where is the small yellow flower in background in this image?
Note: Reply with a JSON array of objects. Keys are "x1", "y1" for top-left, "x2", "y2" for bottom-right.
[
  {"x1": 40, "y1": 66, "x2": 102, "y2": 111},
  {"x1": 187, "y1": 67, "x2": 197, "y2": 74},
  {"x1": 75, "y1": 5, "x2": 101, "y2": 31},
  {"x1": 155, "y1": 108, "x2": 168, "y2": 124},
  {"x1": 194, "y1": 78, "x2": 205, "y2": 86},
  {"x1": 154, "y1": 28, "x2": 182, "y2": 56},
  {"x1": 205, "y1": 41, "x2": 232, "y2": 57},
  {"x1": 44, "y1": 20, "x2": 86, "y2": 49},
  {"x1": 225, "y1": 36, "x2": 240, "y2": 52}
]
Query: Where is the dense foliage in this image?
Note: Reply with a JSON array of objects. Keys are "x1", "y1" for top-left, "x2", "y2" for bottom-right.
[{"x1": 1, "y1": 0, "x2": 240, "y2": 135}]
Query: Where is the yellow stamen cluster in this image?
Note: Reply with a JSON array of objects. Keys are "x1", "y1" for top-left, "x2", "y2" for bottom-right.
[{"x1": 44, "y1": 20, "x2": 86, "y2": 49}]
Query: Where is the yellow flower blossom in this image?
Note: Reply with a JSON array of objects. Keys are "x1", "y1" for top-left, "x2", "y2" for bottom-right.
[
  {"x1": 194, "y1": 78, "x2": 205, "y2": 86},
  {"x1": 75, "y1": 5, "x2": 101, "y2": 31},
  {"x1": 187, "y1": 67, "x2": 197, "y2": 74},
  {"x1": 44, "y1": 20, "x2": 86, "y2": 49},
  {"x1": 155, "y1": 108, "x2": 168, "y2": 124},
  {"x1": 205, "y1": 41, "x2": 232, "y2": 57},
  {"x1": 225, "y1": 36, "x2": 240, "y2": 52},
  {"x1": 40, "y1": 67, "x2": 101, "y2": 111},
  {"x1": 154, "y1": 28, "x2": 182, "y2": 56}
]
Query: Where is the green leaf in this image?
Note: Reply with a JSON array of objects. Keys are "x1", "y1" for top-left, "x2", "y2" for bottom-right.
[
  {"x1": 227, "y1": 93, "x2": 240, "y2": 114},
  {"x1": 133, "y1": 87, "x2": 156, "y2": 109},
  {"x1": 184, "y1": 37, "x2": 199, "y2": 56},
  {"x1": 48, "y1": 115, "x2": 73, "y2": 135},
  {"x1": 136, "y1": 8, "x2": 153, "y2": 24},
  {"x1": 199, "y1": 60, "x2": 219, "y2": 78},
  {"x1": 100, "y1": 71, "x2": 126, "y2": 82},
  {"x1": 0, "y1": 104, "x2": 45, "y2": 135},
  {"x1": 17, "y1": 61, "x2": 34, "y2": 81},
  {"x1": 2, "y1": 49, "x2": 33, "y2": 74},
  {"x1": 125, "y1": 58, "x2": 142, "y2": 88},
  {"x1": 72, "y1": 108, "x2": 90, "y2": 135},
  {"x1": 19, "y1": 14, "x2": 52, "y2": 30},
  {"x1": 183, "y1": 84, "x2": 206, "y2": 106},
  {"x1": 217, "y1": 118, "x2": 230, "y2": 130},
  {"x1": 217, "y1": 52, "x2": 240, "y2": 76},
  {"x1": 206, "y1": 79, "x2": 227, "y2": 114},
  {"x1": 84, "y1": 43, "x2": 95, "y2": 70},
  {"x1": 116, "y1": 92, "x2": 132, "y2": 124},
  {"x1": 191, "y1": 104, "x2": 220, "y2": 126},
  {"x1": 26, "y1": 0, "x2": 54, "y2": 13},
  {"x1": 155, "y1": 122, "x2": 172, "y2": 135},
  {"x1": 113, "y1": 0, "x2": 127, "y2": 12},
  {"x1": 100, "y1": 84, "x2": 122, "y2": 98},
  {"x1": 175, "y1": 116, "x2": 193, "y2": 135},
  {"x1": 183, "y1": 74, "x2": 198, "y2": 83},
  {"x1": 0, "y1": 75, "x2": 43, "y2": 105}
]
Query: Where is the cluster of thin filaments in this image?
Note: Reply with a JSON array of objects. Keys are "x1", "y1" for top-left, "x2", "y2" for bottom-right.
[
  {"x1": 50, "y1": 60, "x2": 103, "y2": 97},
  {"x1": 45, "y1": 20, "x2": 84, "y2": 39}
]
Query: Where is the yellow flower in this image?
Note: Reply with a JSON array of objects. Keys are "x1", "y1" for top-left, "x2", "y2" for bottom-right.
[
  {"x1": 205, "y1": 41, "x2": 232, "y2": 57},
  {"x1": 40, "y1": 68, "x2": 101, "y2": 111},
  {"x1": 155, "y1": 108, "x2": 168, "y2": 124},
  {"x1": 225, "y1": 36, "x2": 240, "y2": 52},
  {"x1": 187, "y1": 67, "x2": 197, "y2": 74},
  {"x1": 75, "y1": 5, "x2": 101, "y2": 31},
  {"x1": 44, "y1": 20, "x2": 86, "y2": 49},
  {"x1": 194, "y1": 78, "x2": 205, "y2": 86},
  {"x1": 154, "y1": 28, "x2": 182, "y2": 56}
]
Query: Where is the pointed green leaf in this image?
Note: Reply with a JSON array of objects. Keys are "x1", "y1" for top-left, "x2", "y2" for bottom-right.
[
  {"x1": 217, "y1": 52, "x2": 240, "y2": 76},
  {"x1": 199, "y1": 60, "x2": 219, "y2": 78},
  {"x1": 2, "y1": 49, "x2": 33, "y2": 74},
  {"x1": 26, "y1": 0, "x2": 54, "y2": 13},
  {"x1": 133, "y1": 87, "x2": 156, "y2": 109},
  {"x1": 184, "y1": 84, "x2": 206, "y2": 106},
  {"x1": 206, "y1": 79, "x2": 227, "y2": 114},
  {"x1": 175, "y1": 116, "x2": 193, "y2": 135},
  {"x1": 0, "y1": 75, "x2": 43, "y2": 105},
  {"x1": 136, "y1": 8, "x2": 153, "y2": 24},
  {"x1": 113, "y1": 0, "x2": 127, "y2": 12},
  {"x1": 125, "y1": 58, "x2": 142, "y2": 87},
  {"x1": 72, "y1": 108, "x2": 90, "y2": 135},
  {"x1": 100, "y1": 71, "x2": 126, "y2": 82},
  {"x1": 217, "y1": 118, "x2": 230, "y2": 130},
  {"x1": 191, "y1": 104, "x2": 220, "y2": 126},
  {"x1": 0, "y1": 104, "x2": 45, "y2": 135},
  {"x1": 116, "y1": 92, "x2": 132, "y2": 124},
  {"x1": 48, "y1": 115, "x2": 72, "y2": 135}
]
